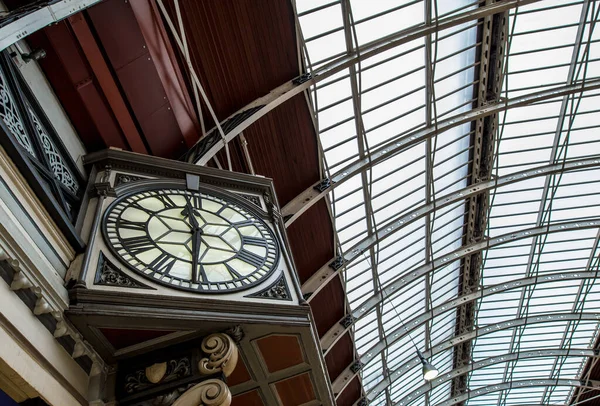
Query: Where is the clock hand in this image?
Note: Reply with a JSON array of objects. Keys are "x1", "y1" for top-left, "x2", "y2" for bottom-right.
[
  {"x1": 191, "y1": 226, "x2": 201, "y2": 283},
  {"x1": 184, "y1": 195, "x2": 200, "y2": 229},
  {"x1": 185, "y1": 194, "x2": 202, "y2": 283}
]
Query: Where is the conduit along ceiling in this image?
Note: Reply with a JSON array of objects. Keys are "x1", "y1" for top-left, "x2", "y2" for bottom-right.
[{"x1": 287, "y1": 0, "x2": 600, "y2": 405}]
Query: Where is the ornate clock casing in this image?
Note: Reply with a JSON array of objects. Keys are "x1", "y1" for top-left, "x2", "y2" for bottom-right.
[{"x1": 77, "y1": 150, "x2": 300, "y2": 304}]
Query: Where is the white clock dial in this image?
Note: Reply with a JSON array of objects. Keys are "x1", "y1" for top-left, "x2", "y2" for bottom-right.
[{"x1": 102, "y1": 186, "x2": 279, "y2": 292}]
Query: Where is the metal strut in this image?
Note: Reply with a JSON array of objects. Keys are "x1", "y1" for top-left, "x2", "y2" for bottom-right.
[{"x1": 452, "y1": 3, "x2": 508, "y2": 400}]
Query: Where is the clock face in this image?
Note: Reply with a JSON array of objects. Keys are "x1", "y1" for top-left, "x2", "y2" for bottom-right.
[{"x1": 102, "y1": 186, "x2": 279, "y2": 292}]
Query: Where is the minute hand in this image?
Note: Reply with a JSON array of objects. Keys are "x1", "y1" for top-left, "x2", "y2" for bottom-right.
[
  {"x1": 191, "y1": 227, "x2": 202, "y2": 283},
  {"x1": 185, "y1": 196, "x2": 201, "y2": 282},
  {"x1": 185, "y1": 196, "x2": 200, "y2": 229}
]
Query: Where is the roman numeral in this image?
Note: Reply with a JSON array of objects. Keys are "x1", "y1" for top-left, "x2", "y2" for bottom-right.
[
  {"x1": 224, "y1": 263, "x2": 243, "y2": 279},
  {"x1": 148, "y1": 252, "x2": 176, "y2": 274},
  {"x1": 196, "y1": 264, "x2": 208, "y2": 284},
  {"x1": 242, "y1": 236, "x2": 267, "y2": 247},
  {"x1": 237, "y1": 249, "x2": 264, "y2": 268},
  {"x1": 235, "y1": 220, "x2": 255, "y2": 228},
  {"x1": 118, "y1": 219, "x2": 146, "y2": 232},
  {"x1": 192, "y1": 193, "x2": 201, "y2": 209},
  {"x1": 155, "y1": 194, "x2": 178, "y2": 209},
  {"x1": 121, "y1": 235, "x2": 155, "y2": 255}
]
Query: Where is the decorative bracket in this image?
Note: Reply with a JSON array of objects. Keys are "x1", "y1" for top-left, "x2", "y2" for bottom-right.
[
  {"x1": 292, "y1": 72, "x2": 313, "y2": 85},
  {"x1": 313, "y1": 178, "x2": 331, "y2": 193},
  {"x1": 340, "y1": 314, "x2": 358, "y2": 328},
  {"x1": 329, "y1": 255, "x2": 345, "y2": 271},
  {"x1": 246, "y1": 273, "x2": 291, "y2": 301},
  {"x1": 172, "y1": 379, "x2": 231, "y2": 406},
  {"x1": 199, "y1": 333, "x2": 239, "y2": 378}
]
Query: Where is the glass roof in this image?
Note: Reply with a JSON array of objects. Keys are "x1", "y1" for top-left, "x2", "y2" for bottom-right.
[{"x1": 294, "y1": 0, "x2": 600, "y2": 405}]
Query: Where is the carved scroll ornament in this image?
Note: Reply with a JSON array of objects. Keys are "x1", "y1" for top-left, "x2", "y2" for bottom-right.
[
  {"x1": 199, "y1": 333, "x2": 238, "y2": 377},
  {"x1": 171, "y1": 379, "x2": 231, "y2": 406}
]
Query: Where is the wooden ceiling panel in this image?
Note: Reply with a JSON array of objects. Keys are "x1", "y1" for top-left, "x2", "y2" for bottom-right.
[
  {"x1": 231, "y1": 390, "x2": 264, "y2": 406},
  {"x1": 274, "y1": 373, "x2": 316, "y2": 406},
  {"x1": 325, "y1": 333, "x2": 354, "y2": 383},
  {"x1": 310, "y1": 278, "x2": 346, "y2": 338},
  {"x1": 98, "y1": 328, "x2": 175, "y2": 350},
  {"x1": 244, "y1": 96, "x2": 321, "y2": 206},
  {"x1": 287, "y1": 201, "x2": 335, "y2": 284},
  {"x1": 336, "y1": 377, "x2": 362, "y2": 406},
  {"x1": 256, "y1": 335, "x2": 304, "y2": 373},
  {"x1": 228, "y1": 356, "x2": 252, "y2": 387},
  {"x1": 164, "y1": 0, "x2": 299, "y2": 121}
]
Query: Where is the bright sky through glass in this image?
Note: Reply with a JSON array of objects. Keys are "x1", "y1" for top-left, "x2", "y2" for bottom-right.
[{"x1": 295, "y1": 0, "x2": 600, "y2": 405}]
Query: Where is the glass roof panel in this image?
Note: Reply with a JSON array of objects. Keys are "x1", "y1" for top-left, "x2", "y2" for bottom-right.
[{"x1": 294, "y1": 0, "x2": 600, "y2": 404}]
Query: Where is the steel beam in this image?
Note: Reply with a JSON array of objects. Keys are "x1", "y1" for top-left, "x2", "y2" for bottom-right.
[
  {"x1": 306, "y1": 157, "x2": 600, "y2": 299},
  {"x1": 185, "y1": 0, "x2": 542, "y2": 166},
  {"x1": 322, "y1": 269, "x2": 599, "y2": 356},
  {"x1": 329, "y1": 271, "x2": 600, "y2": 401},
  {"x1": 453, "y1": 3, "x2": 507, "y2": 399},
  {"x1": 395, "y1": 348, "x2": 599, "y2": 406},
  {"x1": 323, "y1": 217, "x2": 600, "y2": 396},
  {"x1": 0, "y1": 0, "x2": 102, "y2": 51},
  {"x1": 351, "y1": 218, "x2": 600, "y2": 325},
  {"x1": 282, "y1": 77, "x2": 600, "y2": 228},
  {"x1": 332, "y1": 2, "x2": 373, "y2": 401},
  {"x1": 437, "y1": 379, "x2": 600, "y2": 406},
  {"x1": 68, "y1": 14, "x2": 147, "y2": 154},
  {"x1": 367, "y1": 312, "x2": 600, "y2": 402}
]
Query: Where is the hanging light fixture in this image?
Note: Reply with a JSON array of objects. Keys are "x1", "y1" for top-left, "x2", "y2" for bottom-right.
[
  {"x1": 361, "y1": 250, "x2": 440, "y2": 382},
  {"x1": 416, "y1": 349, "x2": 439, "y2": 381}
]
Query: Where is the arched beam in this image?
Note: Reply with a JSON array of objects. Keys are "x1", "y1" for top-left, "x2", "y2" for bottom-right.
[
  {"x1": 329, "y1": 271, "x2": 600, "y2": 399},
  {"x1": 283, "y1": 78, "x2": 600, "y2": 228},
  {"x1": 437, "y1": 378, "x2": 600, "y2": 406},
  {"x1": 322, "y1": 270, "x2": 599, "y2": 354},
  {"x1": 395, "y1": 349, "x2": 599, "y2": 406},
  {"x1": 350, "y1": 218, "x2": 600, "y2": 327},
  {"x1": 304, "y1": 157, "x2": 600, "y2": 298},
  {"x1": 366, "y1": 312, "x2": 600, "y2": 402},
  {"x1": 0, "y1": 0, "x2": 102, "y2": 51},
  {"x1": 183, "y1": 0, "x2": 541, "y2": 166}
]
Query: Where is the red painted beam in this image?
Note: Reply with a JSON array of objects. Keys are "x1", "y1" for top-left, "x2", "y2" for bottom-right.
[
  {"x1": 130, "y1": 0, "x2": 200, "y2": 148},
  {"x1": 86, "y1": 0, "x2": 188, "y2": 158},
  {"x1": 68, "y1": 13, "x2": 148, "y2": 154},
  {"x1": 29, "y1": 21, "x2": 127, "y2": 151}
]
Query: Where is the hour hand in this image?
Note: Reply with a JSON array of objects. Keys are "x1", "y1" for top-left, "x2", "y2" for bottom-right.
[
  {"x1": 191, "y1": 226, "x2": 202, "y2": 282},
  {"x1": 183, "y1": 196, "x2": 200, "y2": 229}
]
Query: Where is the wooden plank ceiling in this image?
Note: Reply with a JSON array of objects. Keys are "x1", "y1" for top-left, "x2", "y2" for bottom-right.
[{"x1": 14, "y1": 0, "x2": 361, "y2": 403}]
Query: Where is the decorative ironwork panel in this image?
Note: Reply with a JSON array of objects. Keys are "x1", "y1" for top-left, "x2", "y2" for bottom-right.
[
  {"x1": 0, "y1": 68, "x2": 35, "y2": 158},
  {"x1": 0, "y1": 51, "x2": 84, "y2": 228},
  {"x1": 94, "y1": 252, "x2": 154, "y2": 289},
  {"x1": 27, "y1": 104, "x2": 79, "y2": 194}
]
